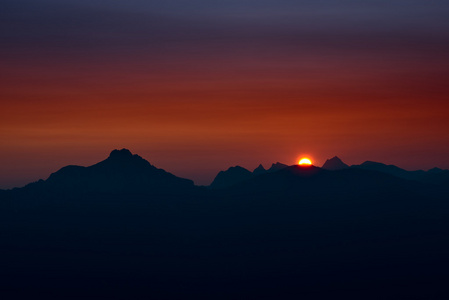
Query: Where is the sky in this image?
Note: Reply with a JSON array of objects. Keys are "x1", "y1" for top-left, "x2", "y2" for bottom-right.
[{"x1": 1, "y1": 0, "x2": 449, "y2": 188}]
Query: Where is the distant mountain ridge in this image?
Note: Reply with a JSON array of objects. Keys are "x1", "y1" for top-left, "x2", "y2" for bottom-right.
[
  {"x1": 267, "y1": 162, "x2": 289, "y2": 173},
  {"x1": 253, "y1": 164, "x2": 266, "y2": 175},
  {"x1": 319, "y1": 156, "x2": 449, "y2": 185},
  {"x1": 210, "y1": 166, "x2": 253, "y2": 189},
  {"x1": 20, "y1": 149, "x2": 194, "y2": 194},
  {"x1": 226, "y1": 164, "x2": 427, "y2": 198},
  {"x1": 210, "y1": 162, "x2": 290, "y2": 189},
  {"x1": 322, "y1": 156, "x2": 349, "y2": 170},
  {"x1": 351, "y1": 160, "x2": 449, "y2": 185},
  {"x1": 2, "y1": 151, "x2": 448, "y2": 194}
]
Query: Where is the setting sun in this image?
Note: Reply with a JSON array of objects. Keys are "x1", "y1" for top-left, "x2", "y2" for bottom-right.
[{"x1": 298, "y1": 158, "x2": 312, "y2": 166}]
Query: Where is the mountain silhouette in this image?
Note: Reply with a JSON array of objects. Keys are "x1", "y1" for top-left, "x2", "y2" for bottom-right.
[
  {"x1": 352, "y1": 161, "x2": 419, "y2": 178},
  {"x1": 351, "y1": 161, "x2": 449, "y2": 185},
  {"x1": 2, "y1": 150, "x2": 449, "y2": 299},
  {"x1": 226, "y1": 164, "x2": 426, "y2": 197},
  {"x1": 23, "y1": 149, "x2": 194, "y2": 194},
  {"x1": 253, "y1": 164, "x2": 266, "y2": 175},
  {"x1": 267, "y1": 162, "x2": 288, "y2": 172},
  {"x1": 210, "y1": 166, "x2": 253, "y2": 189},
  {"x1": 428, "y1": 167, "x2": 444, "y2": 173},
  {"x1": 4, "y1": 152, "x2": 447, "y2": 194},
  {"x1": 210, "y1": 162, "x2": 290, "y2": 188},
  {"x1": 322, "y1": 156, "x2": 349, "y2": 170}
]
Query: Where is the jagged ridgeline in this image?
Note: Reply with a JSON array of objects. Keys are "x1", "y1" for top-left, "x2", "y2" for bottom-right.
[{"x1": 1, "y1": 150, "x2": 449, "y2": 299}]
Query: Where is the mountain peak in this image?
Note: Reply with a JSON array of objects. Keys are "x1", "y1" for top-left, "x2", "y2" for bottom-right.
[
  {"x1": 428, "y1": 167, "x2": 444, "y2": 173},
  {"x1": 210, "y1": 166, "x2": 253, "y2": 189},
  {"x1": 43, "y1": 148, "x2": 194, "y2": 193},
  {"x1": 253, "y1": 164, "x2": 266, "y2": 175},
  {"x1": 322, "y1": 156, "x2": 349, "y2": 170},
  {"x1": 108, "y1": 148, "x2": 134, "y2": 160}
]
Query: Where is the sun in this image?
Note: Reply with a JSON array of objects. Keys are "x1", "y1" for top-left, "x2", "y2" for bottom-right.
[{"x1": 298, "y1": 158, "x2": 312, "y2": 166}]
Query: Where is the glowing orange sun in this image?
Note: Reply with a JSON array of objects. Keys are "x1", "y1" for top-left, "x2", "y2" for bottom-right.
[{"x1": 298, "y1": 158, "x2": 312, "y2": 166}]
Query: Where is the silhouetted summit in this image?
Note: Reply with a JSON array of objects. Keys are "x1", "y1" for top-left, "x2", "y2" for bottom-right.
[
  {"x1": 29, "y1": 149, "x2": 194, "y2": 194},
  {"x1": 108, "y1": 148, "x2": 133, "y2": 160},
  {"x1": 322, "y1": 156, "x2": 349, "y2": 170},
  {"x1": 267, "y1": 162, "x2": 288, "y2": 173},
  {"x1": 428, "y1": 167, "x2": 445, "y2": 174},
  {"x1": 252, "y1": 162, "x2": 289, "y2": 175},
  {"x1": 253, "y1": 164, "x2": 266, "y2": 175},
  {"x1": 210, "y1": 166, "x2": 253, "y2": 189}
]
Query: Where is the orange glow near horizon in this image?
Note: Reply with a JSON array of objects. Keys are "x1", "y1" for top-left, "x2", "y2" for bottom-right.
[
  {"x1": 298, "y1": 158, "x2": 313, "y2": 166},
  {"x1": 1, "y1": 3, "x2": 449, "y2": 189}
]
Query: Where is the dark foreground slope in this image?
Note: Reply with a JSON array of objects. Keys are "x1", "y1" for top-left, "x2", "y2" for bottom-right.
[{"x1": 1, "y1": 160, "x2": 449, "y2": 299}]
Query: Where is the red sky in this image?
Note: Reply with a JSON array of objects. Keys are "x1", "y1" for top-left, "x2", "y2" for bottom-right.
[{"x1": 1, "y1": 0, "x2": 449, "y2": 188}]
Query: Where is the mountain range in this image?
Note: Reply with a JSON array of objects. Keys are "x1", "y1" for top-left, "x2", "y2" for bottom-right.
[
  {"x1": 209, "y1": 155, "x2": 449, "y2": 190},
  {"x1": 1, "y1": 149, "x2": 449, "y2": 299},
  {"x1": 1, "y1": 149, "x2": 448, "y2": 195},
  {"x1": 210, "y1": 162, "x2": 289, "y2": 189},
  {"x1": 1, "y1": 149, "x2": 447, "y2": 197}
]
